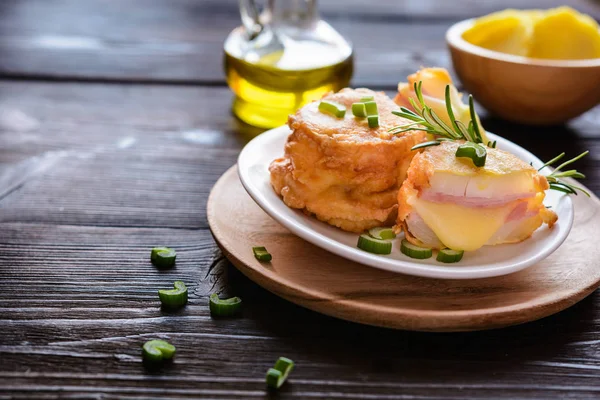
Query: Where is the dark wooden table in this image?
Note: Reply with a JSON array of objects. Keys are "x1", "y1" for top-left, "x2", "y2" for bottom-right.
[{"x1": 1, "y1": 1, "x2": 600, "y2": 398}]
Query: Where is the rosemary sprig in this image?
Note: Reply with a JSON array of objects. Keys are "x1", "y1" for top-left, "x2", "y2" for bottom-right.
[
  {"x1": 539, "y1": 151, "x2": 590, "y2": 196},
  {"x1": 390, "y1": 82, "x2": 494, "y2": 149},
  {"x1": 390, "y1": 80, "x2": 590, "y2": 197}
]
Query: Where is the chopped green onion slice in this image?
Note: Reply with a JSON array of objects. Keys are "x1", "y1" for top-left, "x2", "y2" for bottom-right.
[
  {"x1": 368, "y1": 227, "x2": 396, "y2": 240},
  {"x1": 142, "y1": 339, "x2": 176, "y2": 363},
  {"x1": 209, "y1": 293, "x2": 242, "y2": 317},
  {"x1": 400, "y1": 239, "x2": 432, "y2": 259},
  {"x1": 252, "y1": 246, "x2": 272, "y2": 262},
  {"x1": 360, "y1": 96, "x2": 374, "y2": 102},
  {"x1": 367, "y1": 115, "x2": 379, "y2": 128},
  {"x1": 266, "y1": 357, "x2": 294, "y2": 389},
  {"x1": 455, "y1": 141, "x2": 487, "y2": 167},
  {"x1": 364, "y1": 101, "x2": 378, "y2": 116},
  {"x1": 158, "y1": 281, "x2": 188, "y2": 309},
  {"x1": 436, "y1": 248, "x2": 464, "y2": 263},
  {"x1": 266, "y1": 369, "x2": 283, "y2": 388},
  {"x1": 318, "y1": 100, "x2": 346, "y2": 118},
  {"x1": 352, "y1": 102, "x2": 367, "y2": 118},
  {"x1": 151, "y1": 247, "x2": 176, "y2": 268},
  {"x1": 357, "y1": 234, "x2": 392, "y2": 254}
]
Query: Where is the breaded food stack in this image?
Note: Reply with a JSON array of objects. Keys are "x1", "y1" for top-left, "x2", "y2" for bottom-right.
[{"x1": 269, "y1": 88, "x2": 426, "y2": 232}]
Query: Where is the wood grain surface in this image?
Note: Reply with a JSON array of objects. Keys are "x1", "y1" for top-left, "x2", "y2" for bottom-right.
[
  {"x1": 1, "y1": 0, "x2": 600, "y2": 398},
  {"x1": 1, "y1": 0, "x2": 598, "y2": 87}
]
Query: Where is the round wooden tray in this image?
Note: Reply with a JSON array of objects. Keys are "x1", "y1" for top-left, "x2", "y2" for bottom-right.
[{"x1": 207, "y1": 166, "x2": 600, "y2": 332}]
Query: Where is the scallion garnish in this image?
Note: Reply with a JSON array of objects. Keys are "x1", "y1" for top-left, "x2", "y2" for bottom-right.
[
  {"x1": 151, "y1": 247, "x2": 176, "y2": 268},
  {"x1": 360, "y1": 96, "x2": 374, "y2": 102},
  {"x1": 539, "y1": 151, "x2": 590, "y2": 196},
  {"x1": 364, "y1": 101, "x2": 378, "y2": 116},
  {"x1": 142, "y1": 339, "x2": 176, "y2": 363},
  {"x1": 158, "y1": 281, "x2": 188, "y2": 309},
  {"x1": 253, "y1": 246, "x2": 272, "y2": 262},
  {"x1": 352, "y1": 99, "x2": 379, "y2": 127},
  {"x1": 357, "y1": 233, "x2": 392, "y2": 254},
  {"x1": 318, "y1": 100, "x2": 346, "y2": 118},
  {"x1": 352, "y1": 102, "x2": 367, "y2": 118},
  {"x1": 367, "y1": 115, "x2": 379, "y2": 128},
  {"x1": 266, "y1": 357, "x2": 294, "y2": 389},
  {"x1": 455, "y1": 142, "x2": 487, "y2": 167},
  {"x1": 436, "y1": 248, "x2": 464, "y2": 263},
  {"x1": 368, "y1": 227, "x2": 396, "y2": 240},
  {"x1": 400, "y1": 239, "x2": 432, "y2": 259},
  {"x1": 209, "y1": 293, "x2": 242, "y2": 317}
]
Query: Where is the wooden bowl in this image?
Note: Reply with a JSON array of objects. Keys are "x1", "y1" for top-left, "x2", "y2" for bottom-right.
[{"x1": 446, "y1": 19, "x2": 600, "y2": 125}]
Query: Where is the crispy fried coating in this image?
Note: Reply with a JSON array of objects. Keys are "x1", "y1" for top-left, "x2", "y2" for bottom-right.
[{"x1": 269, "y1": 88, "x2": 426, "y2": 232}]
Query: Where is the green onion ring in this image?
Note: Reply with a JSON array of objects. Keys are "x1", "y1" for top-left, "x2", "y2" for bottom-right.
[
  {"x1": 151, "y1": 247, "x2": 176, "y2": 268},
  {"x1": 364, "y1": 101, "x2": 378, "y2": 116},
  {"x1": 368, "y1": 227, "x2": 396, "y2": 240},
  {"x1": 436, "y1": 248, "x2": 464, "y2": 263},
  {"x1": 266, "y1": 357, "x2": 294, "y2": 389},
  {"x1": 367, "y1": 115, "x2": 379, "y2": 128},
  {"x1": 357, "y1": 234, "x2": 392, "y2": 254},
  {"x1": 142, "y1": 339, "x2": 176, "y2": 363},
  {"x1": 209, "y1": 293, "x2": 242, "y2": 317},
  {"x1": 158, "y1": 281, "x2": 188, "y2": 309},
  {"x1": 455, "y1": 142, "x2": 487, "y2": 167},
  {"x1": 252, "y1": 246, "x2": 272, "y2": 262},
  {"x1": 400, "y1": 239, "x2": 432, "y2": 259},
  {"x1": 352, "y1": 102, "x2": 367, "y2": 118},
  {"x1": 318, "y1": 100, "x2": 346, "y2": 118}
]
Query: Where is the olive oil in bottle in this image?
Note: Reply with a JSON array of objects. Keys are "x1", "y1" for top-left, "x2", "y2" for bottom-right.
[{"x1": 223, "y1": 3, "x2": 353, "y2": 129}]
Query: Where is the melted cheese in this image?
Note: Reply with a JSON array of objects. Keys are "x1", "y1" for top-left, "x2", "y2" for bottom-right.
[{"x1": 411, "y1": 199, "x2": 516, "y2": 251}]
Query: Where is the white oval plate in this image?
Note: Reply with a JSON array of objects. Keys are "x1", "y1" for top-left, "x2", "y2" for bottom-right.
[{"x1": 237, "y1": 126, "x2": 573, "y2": 279}]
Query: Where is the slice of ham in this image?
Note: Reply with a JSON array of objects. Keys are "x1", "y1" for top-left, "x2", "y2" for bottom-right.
[
  {"x1": 419, "y1": 190, "x2": 535, "y2": 208},
  {"x1": 505, "y1": 201, "x2": 538, "y2": 222}
]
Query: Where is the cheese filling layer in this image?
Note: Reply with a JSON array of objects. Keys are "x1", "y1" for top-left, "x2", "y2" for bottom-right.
[{"x1": 410, "y1": 198, "x2": 519, "y2": 251}]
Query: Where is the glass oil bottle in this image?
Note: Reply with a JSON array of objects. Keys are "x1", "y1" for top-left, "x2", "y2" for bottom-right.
[{"x1": 224, "y1": 0, "x2": 353, "y2": 128}]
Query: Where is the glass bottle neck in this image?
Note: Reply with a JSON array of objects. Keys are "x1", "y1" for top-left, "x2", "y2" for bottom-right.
[{"x1": 267, "y1": 0, "x2": 319, "y2": 30}]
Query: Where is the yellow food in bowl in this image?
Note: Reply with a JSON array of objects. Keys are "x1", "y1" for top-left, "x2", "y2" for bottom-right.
[{"x1": 463, "y1": 7, "x2": 600, "y2": 60}]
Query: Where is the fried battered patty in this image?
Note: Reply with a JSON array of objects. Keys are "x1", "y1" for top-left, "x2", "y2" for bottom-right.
[{"x1": 269, "y1": 88, "x2": 426, "y2": 232}]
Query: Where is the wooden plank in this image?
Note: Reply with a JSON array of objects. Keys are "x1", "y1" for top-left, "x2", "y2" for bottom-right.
[
  {"x1": 0, "y1": 146, "x2": 236, "y2": 228},
  {"x1": 1, "y1": 222, "x2": 600, "y2": 398},
  {"x1": 0, "y1": 1, "x2": 449, "y2": 87},
  {"x1": 329, "y1": 0, "x2": 600, "y2": 19},
  {"x1": 2, "y1": 0, "x2": 597, "y2": 86},
  {"x1": 0, "y1": 82, "x2": 244, "y2": 229},
  {"x1": 2, "y1": 373, "x2": 600, "y2": 400}
]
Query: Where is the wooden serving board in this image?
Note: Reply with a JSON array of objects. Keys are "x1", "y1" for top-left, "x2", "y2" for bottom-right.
[{"x1": 207, "y1": 166, "x2": 600, "y2": 332}]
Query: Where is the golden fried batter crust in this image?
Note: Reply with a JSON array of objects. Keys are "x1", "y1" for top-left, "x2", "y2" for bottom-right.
[
  {"x1": 269, "y1": 88, "x2": 426, "y2": 232},
  {"x1": 412, "y1": 141, "x2": 544, "y2": 177}
]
